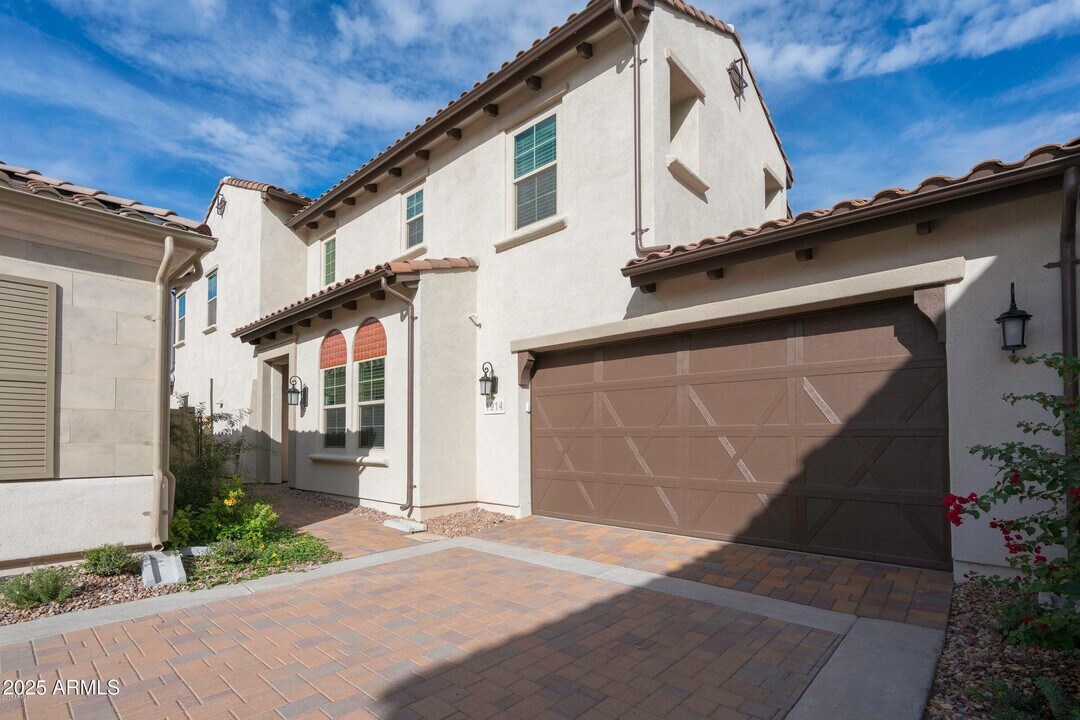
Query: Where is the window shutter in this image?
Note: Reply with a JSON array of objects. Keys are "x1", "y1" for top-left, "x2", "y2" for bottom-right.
[{"x1": 0, "y1": 274, "x2": 57, "y2": 480}]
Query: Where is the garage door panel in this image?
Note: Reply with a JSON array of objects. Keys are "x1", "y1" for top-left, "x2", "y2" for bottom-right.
[
  {"x1": 532, "y1": 348, "x2": 596, "y2": 389},
  {"x1": 599, "y1": 481, "x2": 681, "y2": 528},
  {"x1": 534, "y1": 393, "x2": 593, "y2": 430},
  {"x1": 688, "y1": 379, "x2": 788, "y2": 426},
  {"x1": 689, "y1": 319, "x2": 790, "y2": 373},
  {"x1": 532, "y1": 298, "x2": 951, "y2": 570},
  {"x1": 601, "y1": 386, "x2": 678, "y2": 427},
  {"x1": 687, "y1": 490, "x2": 796, "y2": 545},
  {"x1": 804, "y1": 498, "x2": 949, "y2": 566},
  {"x1": 532, "y1": 476, "x2": 597, "y2": 520}
]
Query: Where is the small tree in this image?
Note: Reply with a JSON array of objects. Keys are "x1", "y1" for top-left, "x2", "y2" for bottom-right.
[{"x1": 947, "y1": 354, "x2": 1080, "y2": 648}]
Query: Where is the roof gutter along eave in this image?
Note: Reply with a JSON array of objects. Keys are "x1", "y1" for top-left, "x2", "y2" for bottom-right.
[{"x1": 622, "y1": 153, "x2": 1080, "y2": 285}]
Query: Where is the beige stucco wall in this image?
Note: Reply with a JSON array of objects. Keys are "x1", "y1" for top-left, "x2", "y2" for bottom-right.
[{"x1": 0, "y1": 232, "x2": 161, "y2": 562}]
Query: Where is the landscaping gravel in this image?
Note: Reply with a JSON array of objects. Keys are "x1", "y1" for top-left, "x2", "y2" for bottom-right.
[
  {"x1": 0, "y1": 569, "x2": 181, "y2": 626},
  {"x1": 924, "y1": 581, "x2": 1079, "y2": 719},
  {"x1": 279, "y1": 487, "x2": 391, "y2": 523},
  {"x1": 423, "y1": 508, "x2": 513, "y2": 537}
]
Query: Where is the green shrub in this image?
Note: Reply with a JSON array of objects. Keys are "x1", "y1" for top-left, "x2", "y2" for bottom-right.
[
  {"x1": 82, "y1": 544, "x2": 138, "y2": 576},
  {"x1": 262, "y1": 534, "x2": 337, "y2": 566},
  {"x1": 1, "y1": 567, "x2": 76, "y2": 609},
  {"x1": 192, "y1": 480, "x2": 282, "y2": 545},
  {"x1": 171, "y1": 403, "x2": 254, "y2": 512},
  {"x1": 213, "y1": 539, "x2": 255, "y2": 565},
  {"x1": 168, "y1": 508, "x2": 195, "y2": 549},
  {"x1": 967, "y1": 676, "x2": 1080, "y2": 719}
]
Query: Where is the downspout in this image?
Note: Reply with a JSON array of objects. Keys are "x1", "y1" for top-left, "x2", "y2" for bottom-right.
[
  {"x1": 151, "y1": 239, "x2": 205, "y2": 550},
  {"x1": 151, "y1": 237, "x2": 175, "y2": 550},
  {"x1": 380, "y1": 277, "x2": 416, "y2": 513},
  {"x1": 1060, "y1": 166, "x2": 1079, "y2": 538},
  {"x1": 613, "y1": 0, "x2": 667, "y2": 256}
]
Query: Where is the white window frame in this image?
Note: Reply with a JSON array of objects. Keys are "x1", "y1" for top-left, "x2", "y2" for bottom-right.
[
  {"x1": 206, "y1": 269, "x2": 218, "y2": 329},
  {"x1": 355, "y1": 357, "x2": 385, "y2": 449},
  {"x1": 505, "y1": 106, "x2": 560, "y2": 237},
  {"x1": 322, "y1": 364, "x2": 347, "y2": 449},
  {"x1": 403, "y1": 187, "x2": 424, "y2": 251},
  {"x1": 175, "y1": 291, "x2": 187, "y2": 345},
  {"x1": 322, "y1": 235, "x2": 337, "y2": 287}
]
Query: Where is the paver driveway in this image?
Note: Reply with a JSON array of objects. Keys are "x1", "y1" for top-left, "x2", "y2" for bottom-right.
[
  {"x1": 0, "y1": 548, "x2": 840, "y2": 720},
  {"x1": 478, "y1": 517, "x2": 953, "y2": 629}
]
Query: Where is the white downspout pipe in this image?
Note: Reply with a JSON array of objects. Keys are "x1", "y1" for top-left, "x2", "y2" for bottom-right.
[{"x1": 151, "y1": 237, "x2": 175, "y2": 549}]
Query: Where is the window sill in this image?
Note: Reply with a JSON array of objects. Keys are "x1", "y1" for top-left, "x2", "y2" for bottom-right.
[
  {"x1": 309, "y1": 453, "x2": 389, "y2": 468},
  {"x1": 495, "y1": 215, "x2": 568, "y2": 253},
  {"x1": 173, "y1": 340, "x2": 186, "y2": 349},
  {"x1": 393, "y1": 244, "x2": 427, "y2": 262},
  {"x1": 667, "y1": 155, "x2": 709, "y2": 196},
  {"x1": 202, "y1": 325, "x2": 218, "y2": 335}
]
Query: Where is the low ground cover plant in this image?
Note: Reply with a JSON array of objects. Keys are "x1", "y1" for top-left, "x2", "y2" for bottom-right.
[
  {"x1": 946, "y1": 353, "x2": 1080, "y2": 650},
  {"x1": 82, "y1": 543, "x2": 139, "y2": 576},
  {"x1": 0, "y1": 567, "x2": 75, "y2": 609},
  {"x1": 967, "y1": 676, "x2": 1080, "y2": 719}
]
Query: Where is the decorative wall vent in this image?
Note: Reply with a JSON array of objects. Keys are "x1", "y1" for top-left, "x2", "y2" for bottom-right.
[{"x1": 727, "y1": 58, "x2": 748, "y2": 101}]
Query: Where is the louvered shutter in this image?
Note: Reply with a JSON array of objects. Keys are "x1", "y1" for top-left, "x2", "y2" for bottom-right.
[{"x1": 0, "y1": 274, "x2": 56, "y2": 480}]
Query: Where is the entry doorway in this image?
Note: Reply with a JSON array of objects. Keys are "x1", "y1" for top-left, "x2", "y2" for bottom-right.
[{"x1": 264, "y1": 356, "x2": 293, "y2": 486}]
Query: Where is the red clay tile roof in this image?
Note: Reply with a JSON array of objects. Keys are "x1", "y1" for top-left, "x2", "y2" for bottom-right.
[
  {"x1": 624, "y1": 135, "x2": 1080, "y2": 274},
  {"x1": 290, "y1": 0, "x2": 789, "y2": 227},
  {"x1": 0, "y1": 162, "x2": 211, "y2": 236},
  {"x1": 233, "y1": 257, "x2": 478, "y2": 338},
  {"x1": 204, "y1": 176, "x2": 311, "y2": 222}
]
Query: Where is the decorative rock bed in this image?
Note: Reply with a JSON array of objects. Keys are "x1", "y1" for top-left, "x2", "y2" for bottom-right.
[{"x1": 924, "y1": 582, "x2": 1079, "y2": 719}]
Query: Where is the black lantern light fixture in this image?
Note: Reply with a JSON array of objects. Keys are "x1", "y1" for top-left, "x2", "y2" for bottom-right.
[
  {"x1": 995, "y1": 282, "x2": 1032, "y2": 351},
  {"x1": 287, "y1": 375, "x2": 308, "y2": 408},
  {"x1": 479, "y1": 362, "x2": 498, "y2": 397}
]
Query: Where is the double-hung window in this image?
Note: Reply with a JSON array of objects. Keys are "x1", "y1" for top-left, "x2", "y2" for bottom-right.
[
  {"x1": 176, "y1": 292, "x2": 186, "y2": 343},
  {"x1": 357, "y1": 359, "x2": 385, "y2": 448},
  {"x1": 320, "y1": 330, "x2": 347, "y2": 448},
  {"x1": 353, "y1": 318, "x2": 387, "y2": 449},
  {"x1": 323, "y1": 237, "x2": 336, "y2": 286},
  {"x1": 405, "y1": 190, "x2": 424, "y2": 248},
  {"x1": 513, "y1": 115, "x2": 557, "y2": 229},
  {"x1": 206, "y1": 271, "x2": 218, "y2": 327}
]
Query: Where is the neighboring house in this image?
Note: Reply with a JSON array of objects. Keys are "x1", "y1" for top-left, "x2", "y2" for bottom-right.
[
  {"x1": 172, "y1": 0, "x2": 1080, "y2": 580},
  {"x1": 0, "y1": 163, "x2": 215, "y2": 567}
]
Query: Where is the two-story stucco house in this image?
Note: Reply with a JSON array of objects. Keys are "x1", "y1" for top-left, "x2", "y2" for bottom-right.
[
  {"x1": 174, "y1": 0, "x2": 1080, "y2": 580},
  {"x1": 0, "y1": 163, "x2": 215, "y2": 567}
]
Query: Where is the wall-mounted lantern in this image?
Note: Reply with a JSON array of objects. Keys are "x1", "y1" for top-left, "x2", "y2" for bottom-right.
[
  {"x1": 215, "y1": 194, "x2": 227, "y2": 216},
  {"x1": 995, "y1": 282, "x2": 1032, "y2": 351},
  {"x1": 479, "y1": 362, "x2": 498, "y2": 397},
  {"x1": 287, "y1": 375, "x2": 308, "y2": 408}
]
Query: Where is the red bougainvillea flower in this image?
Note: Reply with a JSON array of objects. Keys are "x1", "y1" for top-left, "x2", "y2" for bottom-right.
[
  {"x1": 1009, "y1": 469, "x2": 1021, "y2": 484},
  {"x1": 1023, "y1": 616, "x2": 1033, "y2": 624},
  {"x1": 1035, "y1": 555, "x2": 1047, "y2": 563},
  {"x1": 942, "y1": 493, "x2": 959, "y2": 507},
  {"x1": 1068, "y1": 487, "x2": 1080, "y2": 499},
  {"x1": 1038, "y1": 624, "x2": 1049, "y2": 631}
]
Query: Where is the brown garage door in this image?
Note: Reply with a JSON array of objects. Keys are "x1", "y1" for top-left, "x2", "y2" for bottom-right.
[{"x1": 530, "y1": 299, "x2": 950, "y2": 569}]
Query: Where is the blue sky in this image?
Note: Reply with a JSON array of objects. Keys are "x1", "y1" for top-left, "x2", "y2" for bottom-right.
[{"x1": 1, "y1": 0, "x2": 1078, "y2": 224}]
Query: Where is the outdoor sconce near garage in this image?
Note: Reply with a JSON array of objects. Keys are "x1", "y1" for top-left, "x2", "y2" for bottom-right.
[
  {"x1": 479, "y1": 362, "x2": 498, "y2": 397},
  {"x1": 995, "y1": 283, "x2": 1032, "y2": 351},
  {"x1": 287, "y1": 375, "x2": 308, "y2": 409}
]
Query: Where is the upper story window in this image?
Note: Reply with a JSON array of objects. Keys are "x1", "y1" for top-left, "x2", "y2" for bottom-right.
[
  {"x1": 323, "y1": 236, "x2": 336, "y2": 286},
  {"x1": 513, "y1": 115, "x2": 557, "y2": 229},
  {"x1": 176, "y1": 292, "x2": 186, "y2": 343},
  {"x1": 319, "y1": 330, "x2": 347, "y2": 448},
  {"x1": 405, "y1": 189, "x2": 424, "y2": 248},
  {"x1": 354, "y1": 318, "x2": 387, "y2": 449},
  {"x1": 206, "y1": 271, "x2": 218, "y2": 327}
]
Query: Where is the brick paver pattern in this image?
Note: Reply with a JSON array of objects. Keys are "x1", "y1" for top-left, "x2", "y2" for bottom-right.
[
  {"x1": 478, "y1": 517, "x2": 953, "y2": 629},
  {"x1": 257, "y1": 485, "x2": 416, "y2": 559},
  {"x1": 0, "y1": 549, "x2": 839, "y2": 720}
]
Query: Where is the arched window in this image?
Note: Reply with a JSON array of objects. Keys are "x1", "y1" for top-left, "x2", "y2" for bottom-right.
[
  {"x1": 354, "y1": 319, "x2": 386, "y2": 448},
  {"x1": 320, "y1": 330, "x2": 347, "y2": 448}
]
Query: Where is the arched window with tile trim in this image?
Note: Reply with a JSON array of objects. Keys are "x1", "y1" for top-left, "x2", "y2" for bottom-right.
[
  {"x1": 319, "y1": 330, "x2": 347, "y2": 448},
  {"x1": 353, "y1": 318, "x2": 386, "y2": 448}
]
